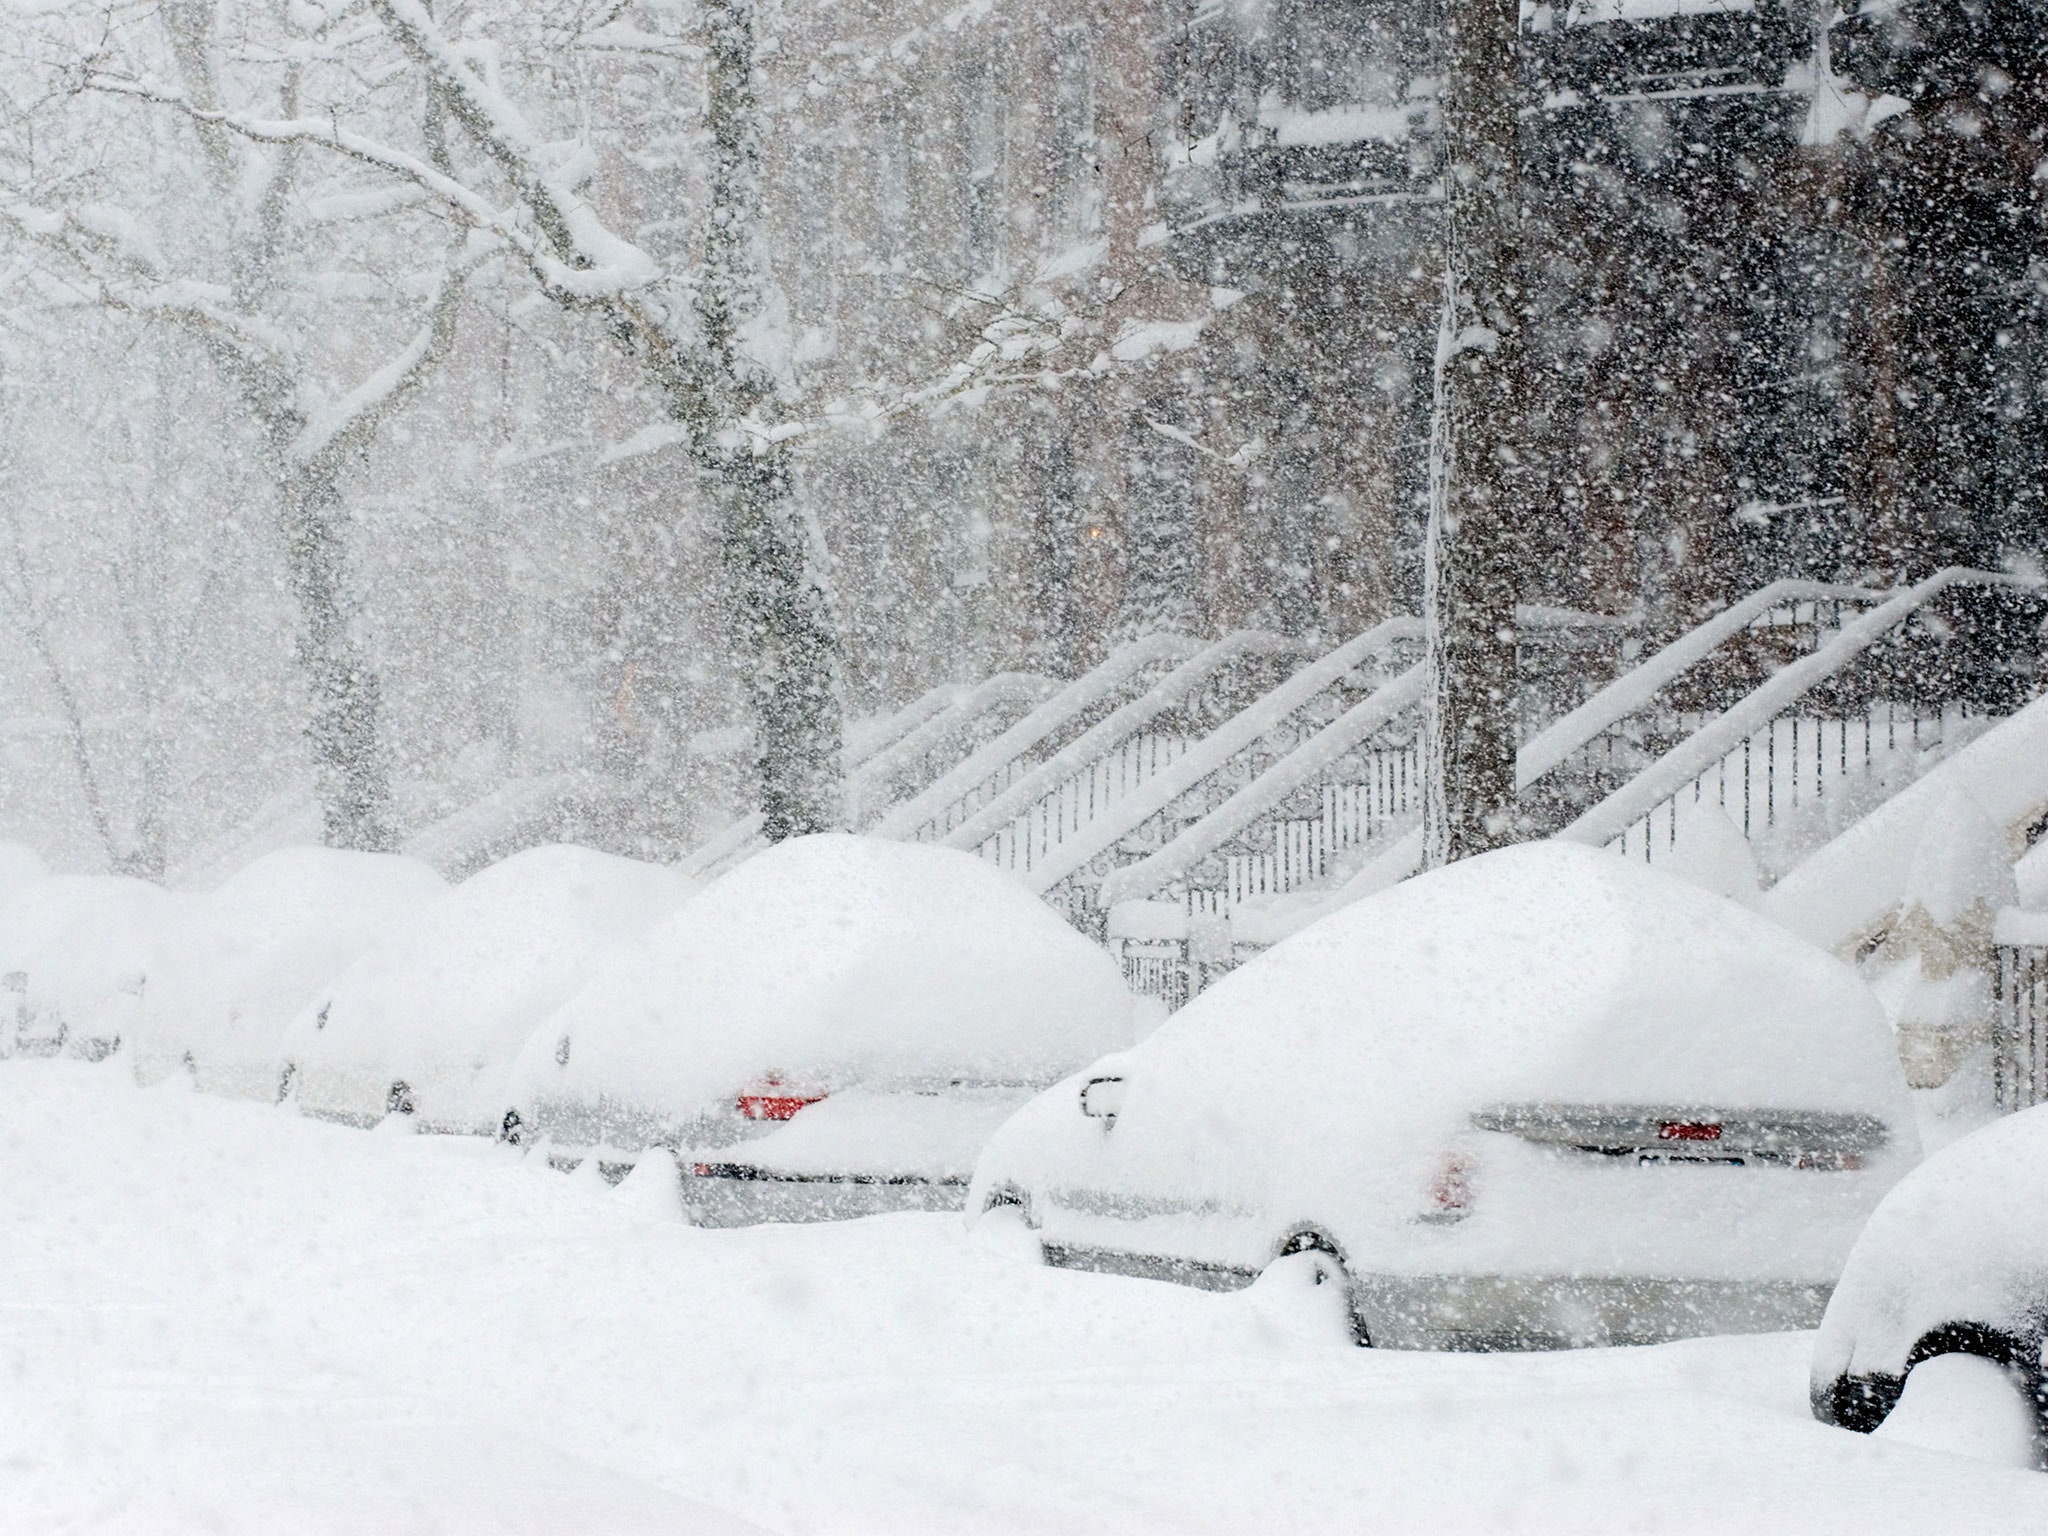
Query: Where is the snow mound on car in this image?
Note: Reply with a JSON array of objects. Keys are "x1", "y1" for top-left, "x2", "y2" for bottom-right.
[
  {"x1": 19, "y1": 880, "x2": 184, "y2": 1056},
  {"x1": 283, "y1": 844, "x2": 695, "y2": 1130},
  {"x1": 509, "y1": 834, "x2": 1131, "y2": 1142},
  {"x1": 0, "y1": 874, "x2": 172, "y2": 1054},
  {"x1": 133, "y1": 847, "x2": 446, "y2": 1099},
  {"x1": 992, "y1": 841, "x2": 1912, "y2": 1237},
  {"x1": 1813, "y1": 1102, "x2": 2048, "y2": 1388}
]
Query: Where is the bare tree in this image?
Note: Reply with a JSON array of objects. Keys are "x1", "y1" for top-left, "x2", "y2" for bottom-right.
[{"x1": 6, "y1": 2, "x2": 483, "y2": 851}]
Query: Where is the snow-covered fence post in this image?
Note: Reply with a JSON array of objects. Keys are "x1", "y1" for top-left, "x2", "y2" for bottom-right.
[{"x1": 1423, "y1": 0, "x2": 1531, "y2": 867}]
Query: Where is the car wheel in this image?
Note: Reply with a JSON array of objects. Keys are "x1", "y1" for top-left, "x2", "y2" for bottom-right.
[
  {"x1": 972, "y1": 1186, "x2": 1043, "y2": 1265},
  {"x1": 1876, "y1": 1352, "x2": 2045, "y2": 1468},
  {"x1": 1259, "y1": 1231, "x2": 1370, "y2": 1348}
]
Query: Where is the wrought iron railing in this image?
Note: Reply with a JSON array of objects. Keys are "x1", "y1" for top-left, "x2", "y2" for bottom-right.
[{"x1": 1995, "y1": 942, "x2": 2048, "y2": 1113}]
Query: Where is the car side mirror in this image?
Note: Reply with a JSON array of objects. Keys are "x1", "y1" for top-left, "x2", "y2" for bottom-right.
[{"x1": 1079, "y1": 1075, "x2": 1126, "y2": 1121}]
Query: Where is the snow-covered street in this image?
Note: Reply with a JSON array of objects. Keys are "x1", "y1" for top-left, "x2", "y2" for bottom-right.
[{"x1": 4, "y1": 1059, "x2": 2044, "y2": 1536}]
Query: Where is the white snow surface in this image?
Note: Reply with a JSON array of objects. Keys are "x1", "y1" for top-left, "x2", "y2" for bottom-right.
[
  {"x1": 512, "y1": 835, "x2": 1131, "y2": 1146},
  {"x1": 0, "y1": 874, "x2": 163, "y2": 985},
  {"x1": 285, "y1": 845, "x2": 696, "y2": 1131},
  {"x1": 4, "y1": 1058, "x2": 2047, "y2": 1533},
  {"x1": 977, "y1": 842, "x2": 1914, "y2": 1282},
  {"x1": 1654, "y1": 798, "x2": 1764, "y2": 906},
  {"x1": 17, "y1": 879, "x2": 184, "y2": 1054},
  {"x1": 133, "y1": 847, "x2": 447, "y2": 1100},
  {"x1": 1765, "y1": 687, "x2": 2048, "y2": 954},
  {"x1": 1813, "y1": 1103, "x2": 2048, "y2": 1389},
  {"x1": 2, "y1": 876, "x2": 179, "y2": 1056},
  {"x1": 1900, "y1": 790, "x2": 2015, "y2": 928},
  {"x1": 0, "y1": 840, "x2": 47, "y2": 909}
]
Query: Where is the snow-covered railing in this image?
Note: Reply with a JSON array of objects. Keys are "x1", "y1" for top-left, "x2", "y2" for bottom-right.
[
  {"x1": 1015, "y1": 617, "x2": 1422, "y2": 898},
  {"x1": 1561, "y1": 568, "x2": 2036, "y2": 861},
  {"x1": 1515, "y1": 578, "x2": 1881, "y2": 792},
  {"x1": 1761, "y1": 690, "x2": 2048, "y2": 955},
  {"x1": 1993, "y1": 914, "x2": 2048, "y2": 1113},
  {"x1": 403, "y1": 771, "x2": 637, "y2": 879},
  {"x1": 678, "y1": 680, "x2": 978, "y2": 879},
  {"x1": 937, "y1": 630, "x2": 1303, "y2": 855},
  {"x1": 845, "y1": 671, "x2": 1057, "y2": 827},
  {"x1": 845, "y1": 681, "x2": 974, "y2": 764},
  {"x1": 171, "y1": 790, "x2": 322, "y2": 891},
  {"x1": 866, "y1": 633, "x2": 1196, "y2": 841},
  {"x1": 1096, "y1": 660, "x2": 1427, "y2": 908}
]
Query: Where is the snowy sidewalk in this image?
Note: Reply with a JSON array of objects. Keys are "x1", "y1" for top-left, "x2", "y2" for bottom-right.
[{"x1": 2, "y1": 1060, "x2": 2043, "y2": 1535}]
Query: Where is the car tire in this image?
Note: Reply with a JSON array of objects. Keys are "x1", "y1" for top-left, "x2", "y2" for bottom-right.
[
  {"x1": 1820, "y1": 1322, "x2": 2047, "y2": 1442},
  {"x1": 973, "y1": 1186, "x2": 1044, "y2": 1265},
  {"x1": 1269, "y1": 1230, "x2": 1371, "y2": 1348},
  {"x1": 1876, "y1": 1352, "x2": 2046, "y2": 1468}
]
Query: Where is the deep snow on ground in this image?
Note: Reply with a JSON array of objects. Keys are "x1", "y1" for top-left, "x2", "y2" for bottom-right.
[{"x1": 3, "y1": 1062, "x2": 2045, "y2": 1535}]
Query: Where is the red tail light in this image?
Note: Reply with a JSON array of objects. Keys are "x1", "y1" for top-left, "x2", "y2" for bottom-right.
[
  {"x1": 736, "y1": 1088, "x2": 825, "y2": 1121},
  {"x1": 1424, "y1": 1150, "x2": 1476, "y2": 1222},
  {"x1": 1658, "y1": 1121, "x2": 1722, "y2": 1142}
]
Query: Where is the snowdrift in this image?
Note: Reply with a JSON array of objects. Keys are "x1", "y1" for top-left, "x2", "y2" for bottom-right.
[
  {"x1": 0, "y1": 874, "x2": 174, "y2": 1058},
  {"x1": 133, "y1": 847, "x2": 446, "y2": 1099},
  {"x1": 284, "y1": 844, "x2": 695, "y2": 1131},
  {"x1": 509, "y1": 834, "x2": 1131, "y2": 1150}
]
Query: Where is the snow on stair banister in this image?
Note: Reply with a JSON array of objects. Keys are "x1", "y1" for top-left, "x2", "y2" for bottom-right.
[
  {"x1": 845, "y1": 681, "x2": 975, "y2": 765},
  {"x1": 866, "y1": 633, "x2": 1197, "y2": 839},
  {"x1": 1559, "y1": 568, "x2": 2034, "y2": 851},
  {"x1": 938, "y1": 630, "x2": 1305, "y2": 854},
  {"x1": 1762, "y1": 689, "x2": 2048, "y2": 956},
  {"x1": 678, "y1": 681, "x2": 974, "y2": 879},
  {"x1": 1014, "y1": 617, "x2": 1424, "y2": 895},
  {"x1": 1516, "y1": 578, "x2": 1882, "y2": 791},
  {"x1": 847, "y1": 671, "x2": 1059, "y2": 824},
  {"x1": 402, "y1": 771, "x2": 625, "y2": 875},
  {"x1": 1097, "y1": 660, "x2": 1428, "y2": 907}
]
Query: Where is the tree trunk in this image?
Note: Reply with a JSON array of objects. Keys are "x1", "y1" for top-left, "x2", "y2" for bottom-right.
[
  {"x1": 709, "y1": 448, "x2": 844, "y2": 839},
  {"x1": 692, "y1": 0, "x2": 845, "y2": 839},
  {"x1": 1423, "y1": 0, "x2": 1529, "y2": 867},
  {"x1": 281, "y1": 464, "x2": 395, "y2": 851}
]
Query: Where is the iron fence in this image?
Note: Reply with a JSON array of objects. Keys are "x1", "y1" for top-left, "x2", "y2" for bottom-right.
[{"x1": 1995, "y1": 943, "x2": 2048, "y2": 1112}]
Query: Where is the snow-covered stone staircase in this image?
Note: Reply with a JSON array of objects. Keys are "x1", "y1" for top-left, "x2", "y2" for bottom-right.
[{"x1": 663, "y1": 567, "x2": 2041, "y2": 1012}]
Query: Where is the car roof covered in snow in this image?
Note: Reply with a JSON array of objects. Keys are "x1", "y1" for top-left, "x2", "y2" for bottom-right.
[
  {"x1": 0, "y1": 874, "x2": 166, "y2": 979},
  {"x1": 283, "y1": 844, "x2": 695, "y2": 1113},
  {"x1": 1813, "y1": 1103, "x2": 2048, "y2": 1387},
  {"x1": 509, "y1": 833, "x2": 1131, "y2": 1130},
  {"x1": 134, "y1": 847, "x2": 446, "y2": 1084},
  {"x1": 18, "y1": 879, "x2": 184, "y2": 1041},
  {"x1": 1065, "y1": 841, "x2": 1911, "y2": 1223}
]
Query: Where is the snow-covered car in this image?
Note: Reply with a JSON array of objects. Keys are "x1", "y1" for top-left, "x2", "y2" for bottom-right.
[
  {"x1": 968, "y1": 841, "x2": 1918, "y2": 1349},
  {"x1": 0, "y1": 874, "x2": 173, "y2": 1059},
  {"x1": 504, "y1": 833, "x2": 1133, "y2": 1222},
  {"x1": 1810, "y1": 1105, "x2": 2048, "y2": 1453},
  {"x1": 132, "y1": 847, "x2": 446, "y2": 1099},
  {"x1": 281, "y1": 844, "x2": 695, "y2": 1131}
]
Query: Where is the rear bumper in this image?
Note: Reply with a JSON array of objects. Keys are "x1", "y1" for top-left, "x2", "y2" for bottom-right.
[
  {"x1": 1042, "y1": 1240, "x2": 1260, "y2": 1294},
  {"x1": 1044, "y1": 1238, "x2": 1833, "y2": 1348},
  {"x1": 680, "y1": 1163, "x2": 970, "y2": 1226},
  {"x1": 1352, "y1": 1271, "x2": 1834, "y2": 1350}
]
